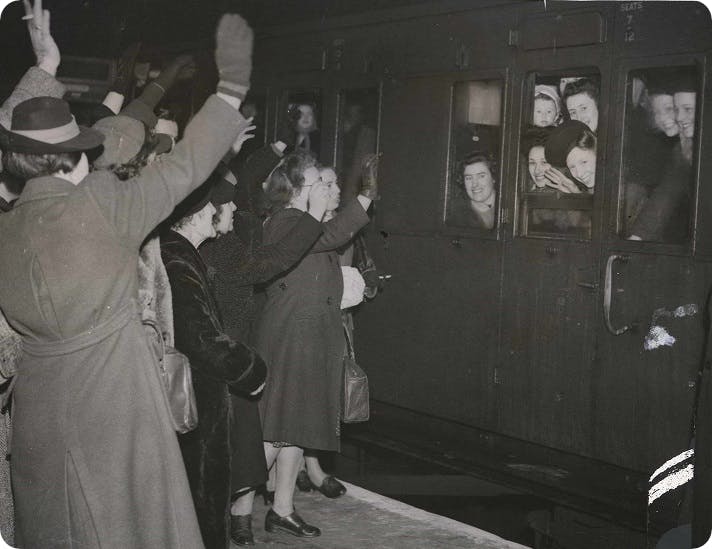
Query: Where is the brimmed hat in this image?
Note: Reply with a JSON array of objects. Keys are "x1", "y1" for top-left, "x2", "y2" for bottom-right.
[
  {"x1": 0, "y1": 97, "x2": 104, "y2": 154},
  {"x1": 545, "y1": 120, "x2": 590, "y2": 167}
]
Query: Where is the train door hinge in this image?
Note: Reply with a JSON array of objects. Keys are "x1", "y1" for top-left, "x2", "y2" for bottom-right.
[{"x1": 508, "y1": 29, "x2": 519, "y2": 47}]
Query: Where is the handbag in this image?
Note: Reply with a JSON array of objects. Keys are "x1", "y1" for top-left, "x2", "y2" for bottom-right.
[
  {"x1": 341, "y1": 324, "x2": 369, "y2": 423},
  {"x1": 143, "y1": 318, "x2": 198, "y2": 434}
]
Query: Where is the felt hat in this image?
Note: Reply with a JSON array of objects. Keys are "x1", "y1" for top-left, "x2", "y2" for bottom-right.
[
  {"x1": 92, "y1": 115, "x2": 146, "y2": 169},
  {"x1": 521, "y1": 125, "x2": 553, "y2": 155},
  {"x1": 0, "y1": 96, "x2": 104, "y2": 154},
  {"x1": 669, "y1": 66, "x2": 697, "y2": 93},
  {"x1": 544, "y1": 119, "x2": 590, "y2": 167}
]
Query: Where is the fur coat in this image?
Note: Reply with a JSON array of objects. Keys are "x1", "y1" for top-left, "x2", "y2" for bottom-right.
[{"x1": 161, "y1": 229, "x2": 266, "y2": 549}]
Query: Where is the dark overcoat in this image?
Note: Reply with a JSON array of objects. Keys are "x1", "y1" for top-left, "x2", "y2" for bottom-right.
[
  {"x1": 0, "y1": 95, "x2": 245, "y2": 548},
  {"x1": 161, "y1": 229, "x2": 266, "y2": 549},
  {"x1": 201, "y1": 143, "x2": 322, "y2": 491},
  {"x1": 255, "y1": 199, "x2": 369, "y2": 451}
]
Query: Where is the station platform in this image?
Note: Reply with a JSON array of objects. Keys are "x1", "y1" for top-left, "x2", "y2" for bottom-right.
[{"x1": 238, "y1": 481, "x2": 529, "y2": 548}]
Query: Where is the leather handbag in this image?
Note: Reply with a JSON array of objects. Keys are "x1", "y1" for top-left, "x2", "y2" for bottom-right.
[
  {"x1": 342, "y1": 325, "x2": 369, "y2": 423},
  {"x1": 143, "y1": 319, "x2": 198, "y2": 434}
]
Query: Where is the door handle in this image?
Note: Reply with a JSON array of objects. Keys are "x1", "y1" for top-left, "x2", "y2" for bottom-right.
[{"x1": 604, "y1": 254, "x2": 630, "y2": 335}]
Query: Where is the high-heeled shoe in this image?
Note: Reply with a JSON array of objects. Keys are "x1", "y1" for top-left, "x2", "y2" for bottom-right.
[
  {"x1": 296, "y1": 469, "x2": 312, "y2": 492},
  {"x1": 264, "y1": 508, "x2": 321, "y2": 537},
  {"x1": 312, "y1": 475, "x2": 347, "y2": 498}
]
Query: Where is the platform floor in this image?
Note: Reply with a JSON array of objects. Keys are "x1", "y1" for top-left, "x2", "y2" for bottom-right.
[{"x1": 236, "y1": 481, "x2": 530, "y2": 548}]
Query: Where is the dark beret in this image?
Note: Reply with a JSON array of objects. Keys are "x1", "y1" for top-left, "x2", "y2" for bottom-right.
[{"x1": 544, "y1": 120, "x2": 589, "y2": 167}]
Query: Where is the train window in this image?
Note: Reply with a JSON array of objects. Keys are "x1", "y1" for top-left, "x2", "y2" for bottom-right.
[
  {"x1": 518, "y1": 71, "x2": 600, "y2": 239},
  {"x1": 621, "y1": 65, "x2": 698, "y2": 244},
  {"x1": 444, "y1": 79, "x2": 503, "y2": 232},
  {"x1": 336, "y1": 88, "x2": 379, "y2": 203},
  {"x1": 282, "y1": 89, "x2": 323, "y2": 159}
]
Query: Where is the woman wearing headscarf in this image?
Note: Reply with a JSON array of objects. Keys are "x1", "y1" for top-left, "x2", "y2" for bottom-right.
[{"x1": 0, "y1": 13, "x2": 254, "y2": 548}]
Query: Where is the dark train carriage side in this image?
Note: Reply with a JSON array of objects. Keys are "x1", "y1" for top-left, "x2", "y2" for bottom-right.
[{"x1": 249, "y1": 0, "x2": 712, "y2": 544}]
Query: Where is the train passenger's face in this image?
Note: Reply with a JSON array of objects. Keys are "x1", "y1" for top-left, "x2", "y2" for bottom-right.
[
  {"x1": 297, "y1": 105, "x2": 316, "y2": 132},
  {"x1": 213, "y1": 202, "x2": 237, "y2": 235},
  {"x1": 566, "y1": 147, "x2": 596, "y2": 189},
  {"x1": 463, "y1": 161, "x2": 495, "y2": 203},
  {"x1": 320, "y1": 167, "x2": 340, "y2": 211},
  {"x1": 565, "y1": 92, "x2": 598, "y2": 132},
  {"x1": 528, "y1": 146, "x2": 551, "y2": 188},
  {"x1": 674, "y1": 92, "x2": 696, "y2": 139},
  {"x1": 533, "y1": 97, "x2": 557, "y2": 127},
  {"x1": 650, "y1": 94, "x2": 678, "y2": 137}
]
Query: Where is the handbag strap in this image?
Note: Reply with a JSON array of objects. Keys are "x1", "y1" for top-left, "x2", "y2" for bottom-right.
[
  {"x1": 142, "y1": 316, "x2": 166, "y2": 363},
  {"x1": 343, "y1": 323, "x2": 355, "y2": 360}
]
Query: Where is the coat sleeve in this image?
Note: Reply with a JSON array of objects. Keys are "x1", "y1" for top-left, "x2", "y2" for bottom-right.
[
  {"x1": 215, "y1": 212, "x2": 322, "y2": 286},
  {"x1": 0, "y1": 67, "x2": 66, "y2": 129},
  {"x1": 233, "y1": 143, "x2": 283, "y2": 214},
  {"x1": 164, "y1": 257, "x2": 266, "y2": 394},
  {"x1": 310, "y1": 199, "x2": 370, "y2": 253},
  {"x1": 89, "y1": 95, "x2": 248, "y2": 247}
]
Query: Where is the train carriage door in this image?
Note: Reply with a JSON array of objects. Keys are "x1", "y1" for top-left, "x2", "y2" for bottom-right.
[
  {"x1": 497, "y1": 16, "x2": 611, "y2": 456},
  {"x1": 597, "y1": 56, "x2": 708, "y2": 536},
  {"x1": 355, "y1": 70, "x2": 509, "y2": 431}
]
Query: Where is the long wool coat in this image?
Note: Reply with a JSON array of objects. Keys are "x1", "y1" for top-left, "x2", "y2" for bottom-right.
[
  {"x1": 256, "y1": 199, "x2": 369, "y2": 451},
  {"x1": 0, "y1": 95, "x2": 245, "y2": 548},
  {"x1": 161, "y1": 230, "x2": 266, "y2": 549},
  {"x1": 0, "y1": 65, "x2": 67, "y2": 546}
]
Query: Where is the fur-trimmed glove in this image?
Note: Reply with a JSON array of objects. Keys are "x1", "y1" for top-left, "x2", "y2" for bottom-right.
[{"x1": 215, "y1": 14, "x2": 253, "y2": 101}]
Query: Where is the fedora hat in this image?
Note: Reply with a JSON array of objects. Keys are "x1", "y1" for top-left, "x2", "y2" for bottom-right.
[{"x1": 0, "y1": 97, "x2": 104, "y2": 154}]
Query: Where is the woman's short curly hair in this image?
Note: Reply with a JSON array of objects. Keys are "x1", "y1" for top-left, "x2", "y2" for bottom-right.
[
  {"x1": 264, "y1": 150, "x2": 318, "y2": 214},
  {"x1": 454, "y1": 151, "x2": 497, "y2": 194},
  {"x1": 4, "y1": 151, "x2": 83, "y2": 181}
]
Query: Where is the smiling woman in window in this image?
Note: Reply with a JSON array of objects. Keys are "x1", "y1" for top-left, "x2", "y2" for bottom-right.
[
  {"x1": 448, "y1": 152, "x2": 497, "y2": 230},
  {"x1": 544, "y1": 120, "x2": 597, "y2": 194}
]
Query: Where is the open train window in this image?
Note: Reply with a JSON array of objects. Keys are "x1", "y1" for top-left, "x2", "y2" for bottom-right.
[
  {"x1": 620, "y1": 65, "x2": 699, "y2": 245},
  {"x1": 518, "y1": 70, "x2": 601, "y2": 239},
  {"x1": 280, "y1": 89, "x2": 323, "y2": 160},
  {"x1": 336, "y1": 87, "x2": 379, "y2": 202},
  {"x1": 238, "y1": 93, "x2": 267, "y2": 158},
  {"x1": 444, "y1": 79, "x2": 503, "y2": 232}
]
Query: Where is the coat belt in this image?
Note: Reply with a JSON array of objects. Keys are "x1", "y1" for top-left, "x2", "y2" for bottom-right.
[{"x1": 21, "y1": 300, "x2": 138, "y2": 357}]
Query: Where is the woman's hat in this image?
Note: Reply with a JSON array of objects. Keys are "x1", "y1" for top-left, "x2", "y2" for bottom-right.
[
  {"x1": 0, "y1": 96, "x2": 104, "y2": 154},
  {"x1": 544, "y1": 119, "x2": 590, "y2": 167},
  {"x1": 92, "y1": 115, "x2": 146, "y2": 169}
]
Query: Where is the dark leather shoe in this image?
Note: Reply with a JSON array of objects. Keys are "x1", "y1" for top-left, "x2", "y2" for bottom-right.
[
  {"x1": 264, "y1": 508, "x2": 321, "y2": 537},
  {"x1": 313, "y1": 475, "x2": 347, "y2": 498},
  {"x1": 296, "y1": 469, "x2": 312, "y2": 492},
  {"x1": 230, "y1": 514, "x2": 254, "y2": 546}
]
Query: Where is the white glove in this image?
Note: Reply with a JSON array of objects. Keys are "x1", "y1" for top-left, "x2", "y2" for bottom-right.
[{"x1": 341, "y1": 266, "x2": 365, "y2": 310}]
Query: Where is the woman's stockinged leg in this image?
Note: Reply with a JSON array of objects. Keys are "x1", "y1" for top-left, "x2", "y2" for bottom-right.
[
  {"x1": 304, "y1": 452, "x2": 327, "y2": 486},
  {"x1": 273, "y1": 446, "x2": 303, "y2": 516},
  {"x1": 231, "y1": 489, "x2": 255, "y2": 516}
]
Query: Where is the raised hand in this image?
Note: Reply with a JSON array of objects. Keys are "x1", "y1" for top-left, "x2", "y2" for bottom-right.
[
  {"x1": 215, "y1": 14, "x2": 253, "y2": 101},
  {"x1": 544, "y1": 167, "x2": 581, "y2": 194},
  {"x1": 307, "y1": 177, "x2": 329, "y2": 221},
  {"x1": 23, "y1": 0, "x2": 59, "y2": 75},
  {"x1": 230, "y1": 117, "x2": 256, "y2": 154},
  {"x1": 360, "y1": 152, "x2": 381, "y2": 200}
]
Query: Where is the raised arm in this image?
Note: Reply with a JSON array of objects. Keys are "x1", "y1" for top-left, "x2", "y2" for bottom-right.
[
  {"x1": 89, "y1": 14, "x2": 255, "y2": 245},
  {"x1": 1, "y1": 0, "x2": 64, "y2": 128}
]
